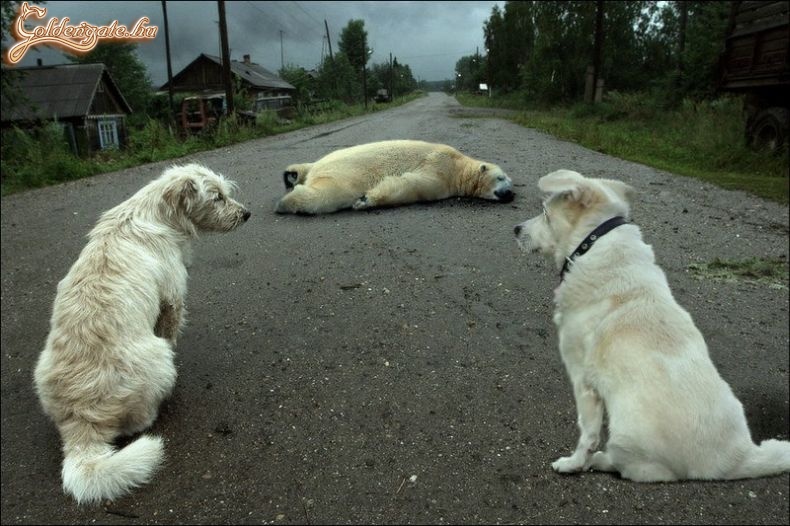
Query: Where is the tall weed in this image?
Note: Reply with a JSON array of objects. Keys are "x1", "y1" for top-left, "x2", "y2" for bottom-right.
[
  {"x1": 1, "y1": 123, "x2": 94, "y2": 192},
  {"x1": 459, "y1": 90, "x2": 788, "y2": 202}
]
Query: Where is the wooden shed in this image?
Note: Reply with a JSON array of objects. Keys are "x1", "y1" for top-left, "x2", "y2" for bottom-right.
[
  {"x1": 0, "y1": 63, "x2": 133, "y2": 156},
  {"x1": 160, "y1": 53, "x2": 296, "y2": 97}
]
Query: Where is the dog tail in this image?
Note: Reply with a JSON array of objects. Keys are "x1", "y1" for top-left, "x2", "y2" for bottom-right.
[
  {"x1": 60, "y1": 421, "x2": 164, "y2": 504},
  {"x1": 727, "y1": 439, "x2": 790, "y2": 480}
]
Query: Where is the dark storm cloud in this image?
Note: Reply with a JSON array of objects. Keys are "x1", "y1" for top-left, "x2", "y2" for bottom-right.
[{"x1": 8, "y1": 1, "x2": 502, "y2": 86}]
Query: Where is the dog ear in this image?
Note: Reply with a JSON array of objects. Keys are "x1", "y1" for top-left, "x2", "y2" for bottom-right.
[
  {"x1": 163, "y1": 175, "x2": 200, "y2": 214},
  {"x1": 539, "y1": 169, "x2": 596, "y2": 205},
  {"x1": 600, "y1": 179, "x2": 636, "y2": 205},
  {"x1": 538, "y1": 169, "x2": 585, "y2": 194}
]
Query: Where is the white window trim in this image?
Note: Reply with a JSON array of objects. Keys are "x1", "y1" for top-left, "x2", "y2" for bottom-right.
[{"x1": 98, "y1": 119, "x2": 119, "y2": 149}]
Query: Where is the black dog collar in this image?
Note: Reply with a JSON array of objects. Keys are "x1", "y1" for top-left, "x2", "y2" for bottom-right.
[{"x1": 560, "y1": 216, "x2": 628, "y2": 281}]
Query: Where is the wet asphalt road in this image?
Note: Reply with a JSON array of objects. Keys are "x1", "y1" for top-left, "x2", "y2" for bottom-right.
[{"x1": 1, "y1": 92, "x2": 788, "y2": 524}]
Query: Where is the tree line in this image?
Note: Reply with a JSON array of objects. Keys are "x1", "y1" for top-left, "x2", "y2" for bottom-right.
[
  {"x1": 456, "y1": 1, "x2": 732, "y2": 104},
  {"x1": 280, "y1": 18, "x2": 418, "y2": 105}
]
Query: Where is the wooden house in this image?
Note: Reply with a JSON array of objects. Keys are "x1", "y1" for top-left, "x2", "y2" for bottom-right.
[
  {"x1": 1, "y1": 63, "x2": 133, "y2": 155},
  {"x1": 160, "y1": 53, "x2": 296, "y2": 97}
]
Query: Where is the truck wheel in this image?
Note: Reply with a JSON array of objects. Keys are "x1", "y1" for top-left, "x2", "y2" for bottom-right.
[{"x1": 749, "y1": 107, "x2": 788, "y2": 153}]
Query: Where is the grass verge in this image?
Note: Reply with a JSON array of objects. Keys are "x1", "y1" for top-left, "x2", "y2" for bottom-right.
[
  {"x1": 1, "y1": 92, "x2": 425, "y2": 196},
  {"x1": 688, "y1": 257, "x2": 788, "y2": 289},
  {"x1": 456, "y1": 91, "x2": 789, "y2": 203}
]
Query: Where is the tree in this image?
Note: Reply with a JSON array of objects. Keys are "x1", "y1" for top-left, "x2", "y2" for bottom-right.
[
  {"x1": 316, "y1": 52, "x2": 361, "y2": 103},
  {"x1": 484, "y1": 2, "x2": 535, "y2": 93},
  {"x1": 518, "y1": 1, "x2": 596, "y2": 103},
  {"x1": 478, "y1": 0, "x2": 732, "y2": 105},
  {"x1": 454, "y1": 55, "x2": 485, "y2": 92},
  {"x1": 627, "y1": 1, "x2": 676, "y2": 93},
  {"x1": 391, "y1": 58, "x2": 417, "y2": 97},
  {"x1": 316, "y1": 21, "x2": 417, "y2": 104},
  {"x1": 1, "y1": 0, "x2": 40, "y2": 113},
  {"x1": 368, "y1": 61, "x2": 389, "y2": 98},
  {"x1": 338, "y1": 19, "x2": 370, "y2": 73},
  {"x1": 677, "y1": 1, "x2": 731, "y2": 99},
  {"x1": 279, "y1": 65, "x2": 315, "y2": 103},
  {"x1": 67, "y1": 42, "x2": 152, "y2": 121}
]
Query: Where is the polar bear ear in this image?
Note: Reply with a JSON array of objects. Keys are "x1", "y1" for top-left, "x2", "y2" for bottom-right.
[{"x1": 479, "y1": 164, "x2": 488, "y2": 173}]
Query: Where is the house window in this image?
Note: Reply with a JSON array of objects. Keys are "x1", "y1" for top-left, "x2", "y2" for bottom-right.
[{"x1": 98, "y1": 119, "x2": 119, "y2": 149}]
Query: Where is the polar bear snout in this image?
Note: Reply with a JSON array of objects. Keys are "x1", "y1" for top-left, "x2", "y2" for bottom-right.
[
  {"x1": 485, "y1": 170, "x2": 514, "y2": 202},
  {"x1": 495, "y1": 188, "x2": 515, "y2": 202}
]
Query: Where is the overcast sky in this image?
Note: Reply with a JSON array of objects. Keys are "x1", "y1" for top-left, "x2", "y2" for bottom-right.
[{"x1": 9, "y1": 1, "x2": 504, "y2": 86}]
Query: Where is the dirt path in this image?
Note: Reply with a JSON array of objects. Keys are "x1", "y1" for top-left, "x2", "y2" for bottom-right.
[{"x1": 2, "y1": 92, "x2": 788, "y2": 524}]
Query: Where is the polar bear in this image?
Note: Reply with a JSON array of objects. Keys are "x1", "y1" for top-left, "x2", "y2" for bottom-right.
[{"x1": 275, "y1": 140, "x2": 515, "y2": 214}]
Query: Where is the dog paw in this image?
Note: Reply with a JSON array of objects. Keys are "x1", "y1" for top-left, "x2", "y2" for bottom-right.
[
  {"x1": 552, "y1": 455, "x2": 586, "y2": 473},
  {"x1": 585, "y1": 451, "x2": 615, "y2": 472},
  {"x1": 353, "y1": 195, "x2": 373, "y2": 210}
]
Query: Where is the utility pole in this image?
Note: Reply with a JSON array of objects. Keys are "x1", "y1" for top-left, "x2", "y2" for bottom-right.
[
  {"x1": 475, "y1": 46, "x2": 481, "y2": 92},
  {"x1": 161, "y1": 0, "x2": 175, "y2": 120},
  {"x1": 389, "y1": 52, "x2": 393, "y2": 101},
  {"x1": 214, "y1": 21, "x2": 220, "y2": 62},
  {"x1": 217, "y1": 0, "x2": 233, "y2": 115},
  {"x1": 280, "y1": 30, "x2": 285, "y2": 70},
  {"x1": 362, "y1": 33, "x2": 368, "y2": 109},
  {"x1": 324, "y1": 20, "x2": 333, "y2": 60},
  {"x1": 487, "y1": 47, "x2": 492, "y2": 98}
]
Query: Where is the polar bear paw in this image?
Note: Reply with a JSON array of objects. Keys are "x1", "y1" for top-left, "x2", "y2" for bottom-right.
[{"x1": 353, "y1": 195, "x2": 373, "y2": 210}]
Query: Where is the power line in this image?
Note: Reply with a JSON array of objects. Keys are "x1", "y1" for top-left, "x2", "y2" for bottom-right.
[
  {"x1": 398, "y1": 50, "x2": 478, "y2": 60},
  {"x1": 272, "y1": 1, "x2": 318, "y2": 35},
  {"x1": 245, "y1": 1, "x2": 322, "y2": 40},
  {"x1": 290, "y1": 1, "x2": 324, "y2": 32},
  {"x1": 241, "y1": 0, "x2": 324, "y2": 67}
]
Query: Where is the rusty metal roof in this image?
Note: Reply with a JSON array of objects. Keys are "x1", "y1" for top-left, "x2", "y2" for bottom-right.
[
  {"x1": 1, "y1": 63, "x2": 132, "y2": 122},
  {"x1": 160, "y1": 53, "x2": 295, "y2": 92}
]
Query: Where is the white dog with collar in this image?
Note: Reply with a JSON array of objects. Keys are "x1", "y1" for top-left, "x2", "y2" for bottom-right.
[{"x1": 514, "y1": 169, "x2": 790, "y2": 482}]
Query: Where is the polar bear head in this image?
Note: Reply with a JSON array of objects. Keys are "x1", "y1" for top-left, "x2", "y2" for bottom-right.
[{"x1": 476, "y1": 162, "x2": 515, "y2": 203}]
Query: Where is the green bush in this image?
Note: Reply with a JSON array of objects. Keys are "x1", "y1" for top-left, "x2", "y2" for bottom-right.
[
  {"x1": 1, "y1": 123, "x2": 94, "y2": 192},
  {"x1": 127, "y1": 118, "x2": 199, "y2": 164},
  {"x1": 255, "y1": 110, "x2": 279, "y2": 134}
]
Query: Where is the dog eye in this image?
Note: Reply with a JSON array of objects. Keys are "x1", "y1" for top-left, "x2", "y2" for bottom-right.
[{"x1": 214, "y1": 194, "x2": 225, "y2": 202}]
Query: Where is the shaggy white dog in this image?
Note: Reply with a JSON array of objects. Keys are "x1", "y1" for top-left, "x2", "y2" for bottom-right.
[
  {"x1": 514, "y1": 169, "x2": 790, "y2": 482},
  {"x1": 33, "y1": 164, "x2": 250, "y2": 504}
]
